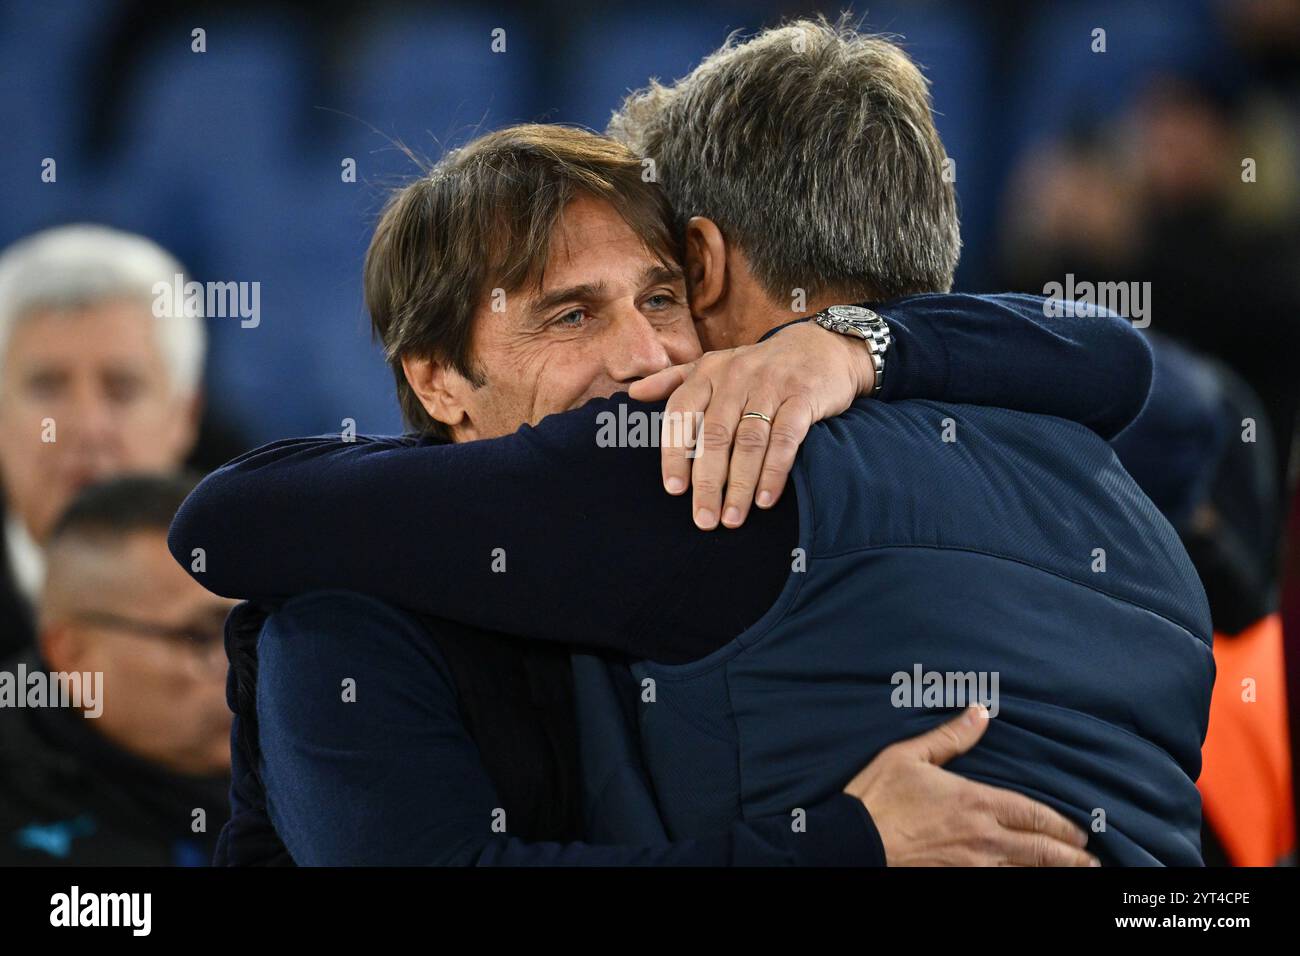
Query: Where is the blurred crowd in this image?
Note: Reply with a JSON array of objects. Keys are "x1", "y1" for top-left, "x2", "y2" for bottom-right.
[
  {"x1": 0, "y1": 0, "x2": 1298, "y2": 866},
  {"x1": 995, "y1": 0, "x2": 1300, "y2": 865},
  {"x1": 0, "y1": 226, "x2": 234, "y2": 863}
]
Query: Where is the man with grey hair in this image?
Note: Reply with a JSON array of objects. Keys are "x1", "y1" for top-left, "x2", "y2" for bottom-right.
[
  {"x1": 608, "y1": 18, "x2": 959, "y2": 348},
  {"x1": 593, "y1": 19, "x2": 1212, "y2": 864},
  {"x1": 606, "y1": 20, "x2": 1131, "y2": 528},
  {"x1": 0, "y1": 224, "x2": 205, "y2": 660}
]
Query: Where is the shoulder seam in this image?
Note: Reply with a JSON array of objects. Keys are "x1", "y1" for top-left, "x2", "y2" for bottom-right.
[{"x1": 812, "y1": 542, "x2": 1210, "y2": 645}]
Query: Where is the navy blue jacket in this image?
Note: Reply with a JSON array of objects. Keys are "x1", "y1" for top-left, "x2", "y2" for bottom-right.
[
  {"x1": 238, "y1": 590, "x2": 881, "y2": 865},
  {"x1": 615, "y1": 399, "x2": 1212, "y2": 864}
]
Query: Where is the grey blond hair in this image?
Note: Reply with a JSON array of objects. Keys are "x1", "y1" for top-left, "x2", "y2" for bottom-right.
[
  {"x1": 607, "y1": 17, "x2": 961, "y2": 302},
  {"x1": 0, "y1": 224, "x2": 206, "y2": 395}
]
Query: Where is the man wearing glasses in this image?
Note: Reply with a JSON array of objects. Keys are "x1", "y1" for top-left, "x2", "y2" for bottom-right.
[{"x1": 0, "y1": 475, "x2": 234, "y2": 865}]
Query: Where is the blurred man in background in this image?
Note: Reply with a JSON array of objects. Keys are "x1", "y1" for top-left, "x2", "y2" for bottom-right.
[
  {"x1": 0, "y1": 474, "x2": 233, "y2": 865},
  {"x1": 0, "y1": 225, "x2": 205, "y2": 661}
]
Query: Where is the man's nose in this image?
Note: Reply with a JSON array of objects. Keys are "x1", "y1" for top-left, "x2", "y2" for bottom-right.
[
  {"x1": 56, "y1": 386, "x2": 121, "y2": 468},
  {"x1": 607, "y1": 309, "x2": 673, "y2": 383}
]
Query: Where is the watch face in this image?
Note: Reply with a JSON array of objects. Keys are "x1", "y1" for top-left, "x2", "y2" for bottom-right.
[{"x1": 826, "y1": 304, "x2": 877, "y2": 322}]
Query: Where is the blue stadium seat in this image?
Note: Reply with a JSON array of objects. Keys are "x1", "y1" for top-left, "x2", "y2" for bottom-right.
[
  {"x1": 0, "y1": 1, "x2": 122, "y2": 245},
  {"x1": 200, "y1": 157, "x2": 405, "y2": 444},
  {"x1": 851, "y1": 2, "x2": 994, "y2": 286},
  {"x1": 1006, "y1": 0, "x2": 1220, "y2": 156},
  {"x1": 331, "y1": 10, "x2": 538, "y2": 184},
  {"x1": 552, "y1": 8, "x2": 749, "y2": 133}
]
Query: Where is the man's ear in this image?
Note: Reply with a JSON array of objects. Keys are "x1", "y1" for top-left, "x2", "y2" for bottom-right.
[
  {"x1": 401, "y1": 354, "x2": 471, "y2": 434},
  {"x1": 39, "y1": 621, "x2": 81, "y2": 675},
  {"x1": 684, "y1": 217, "x2": 728, "y2": 314}
]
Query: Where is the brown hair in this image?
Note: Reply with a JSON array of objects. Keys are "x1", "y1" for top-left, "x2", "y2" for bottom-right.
[{"x1": 365, "y1": 124, "x2": 681, "y2": 437}]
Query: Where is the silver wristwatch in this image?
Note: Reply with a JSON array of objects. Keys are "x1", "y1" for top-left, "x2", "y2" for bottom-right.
[{"x1": 812, "y1": 305, "x2": 892, "y2": 396}]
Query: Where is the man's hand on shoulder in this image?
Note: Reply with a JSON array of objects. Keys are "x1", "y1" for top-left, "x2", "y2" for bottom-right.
[{"x1": 628, "y1": 319, "x2": 875, "y2": 531}]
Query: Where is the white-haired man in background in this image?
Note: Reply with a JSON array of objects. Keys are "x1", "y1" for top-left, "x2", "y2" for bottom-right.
[{"x1": 0, "y1": 224, "x2": 205, "y2": 660}]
